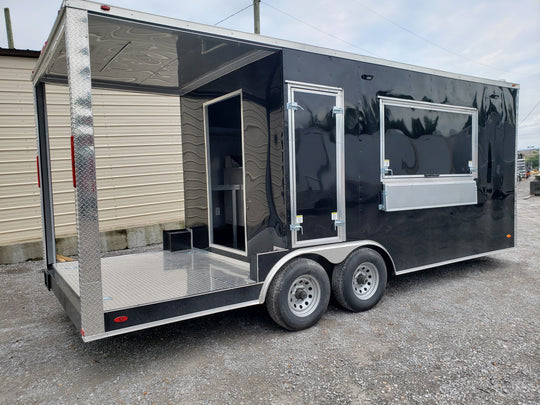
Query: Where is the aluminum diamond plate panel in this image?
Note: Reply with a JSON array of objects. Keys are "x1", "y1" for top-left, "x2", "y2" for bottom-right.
[
  {"x1": 65, "y1": 7, "x2": 104, "y2": 336},
  {"x1": 54, "y1": 249, "x2": 253, "y2": 311}
]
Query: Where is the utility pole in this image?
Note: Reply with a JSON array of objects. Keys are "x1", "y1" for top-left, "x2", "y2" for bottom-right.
[
  {"x1": 4, "y1": 8, "x2": 15, "y2": 49},
  {"x1": 253, "y1": 0, "x2": 260, "y2": 34}
]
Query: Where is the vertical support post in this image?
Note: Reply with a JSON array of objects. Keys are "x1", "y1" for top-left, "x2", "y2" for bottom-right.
[
  {"x1": 34, "y1": 82, "x2": 56, "y2": 267},
  {"x1": 4, "y1": 8, "x2": 14, "y2": 49},
  {"x1": 253, "y1": 0, "x2": 260, "y2": 34},
  {"x1": 64, "y1": 7, "x2": 104, "y2": 338}
]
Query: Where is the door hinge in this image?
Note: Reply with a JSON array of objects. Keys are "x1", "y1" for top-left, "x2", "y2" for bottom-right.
[
  {"x1": 333, "y1": 219, "x2": 345, "y2": 230},
  {"x1": 332, "y1": 106, "x2": 343, "y2": 115},
  {"x1": 287, "y1": 102, "x2": 304, "y2": 111}
]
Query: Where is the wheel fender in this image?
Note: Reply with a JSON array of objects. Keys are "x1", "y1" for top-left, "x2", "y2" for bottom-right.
[{"x1": 258, "y1": 240, "x2": 395, "y2": 303}]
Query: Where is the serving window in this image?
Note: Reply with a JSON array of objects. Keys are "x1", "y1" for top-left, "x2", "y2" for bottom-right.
[{"x1": 378, "y1": 97, "x2": 478, "y2": 211}]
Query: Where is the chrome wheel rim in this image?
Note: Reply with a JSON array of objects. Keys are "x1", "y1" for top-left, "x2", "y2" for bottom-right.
[
  {"x1": 287, "y1": 275, "x2": 321, "y2": 317},
  {"x1": 352, "y1": 262, "x2": 379, "y2": 300}
]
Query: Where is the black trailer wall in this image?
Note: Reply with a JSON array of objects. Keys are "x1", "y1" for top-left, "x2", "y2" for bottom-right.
[
  {"x1": 180, "y1": 52, "x2": 288, "y2": 256},
  {"x1": 282, "y1": 49, "x2": 517, "y2": 271}
]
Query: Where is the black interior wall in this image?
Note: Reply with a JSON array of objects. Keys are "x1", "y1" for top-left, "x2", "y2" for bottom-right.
[{"x1": 180, "y1": 52, "x2": 287, "y2": 256}]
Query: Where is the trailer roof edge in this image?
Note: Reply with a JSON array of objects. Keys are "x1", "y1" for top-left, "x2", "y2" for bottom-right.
[
  {"x1": 31, "y1": 3, "x2": 67, "y2": 84},
  {"x1": 33, "y1": 0, "x2": 519, "y2": 90}
]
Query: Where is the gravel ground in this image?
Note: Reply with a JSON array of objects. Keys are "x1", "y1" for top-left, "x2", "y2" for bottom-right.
[{"x1": 1, "y1": 179, "x2": 539, "y2": 404}]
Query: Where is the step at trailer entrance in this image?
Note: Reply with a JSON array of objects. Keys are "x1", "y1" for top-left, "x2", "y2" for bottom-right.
[{"x1": 33, "y1": 0, "x2": 518, "y2": 341}]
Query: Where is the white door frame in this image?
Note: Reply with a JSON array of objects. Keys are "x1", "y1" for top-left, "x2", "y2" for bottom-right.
[
  {"x1": 203, "y1": 89, "x2": 248, "y2": 255},
  {"x1": 286, "y1": 80, "x2": 346, "y2": 248}
]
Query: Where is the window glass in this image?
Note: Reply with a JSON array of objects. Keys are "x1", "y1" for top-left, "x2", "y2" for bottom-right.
[{"x1": 384, "y1": 105, "x2": 473, "y2": 176}]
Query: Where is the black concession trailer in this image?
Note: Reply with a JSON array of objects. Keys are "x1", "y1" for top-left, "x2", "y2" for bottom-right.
[{"x1": 33, "y1": 0, "x2": 518, "y2": 341}]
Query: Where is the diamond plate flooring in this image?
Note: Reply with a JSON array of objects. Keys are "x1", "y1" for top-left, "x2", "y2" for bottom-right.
[{"x1": 54, "y1": 249, "x2": 253, "y2": 311}]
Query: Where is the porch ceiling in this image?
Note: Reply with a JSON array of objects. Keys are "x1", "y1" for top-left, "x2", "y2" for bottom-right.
[{"x1": 39, "y1": 13, "x2": 276, "y2": 95}]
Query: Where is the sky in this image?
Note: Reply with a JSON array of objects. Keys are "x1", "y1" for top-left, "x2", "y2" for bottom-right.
[{"x1": 1, "y1": 0, "x2": 539, "y2": 150}]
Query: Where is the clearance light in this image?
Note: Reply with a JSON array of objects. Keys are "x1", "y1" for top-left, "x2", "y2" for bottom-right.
[
  {"x1": 101, "y1": 5, "x2": 111, "y2": 11},
  {"x1": 114, "y1": 316, "x2": 128, "y2": 323},
  {"x1": 506, "y1": 234, "x2": 512, "y2": 238}
]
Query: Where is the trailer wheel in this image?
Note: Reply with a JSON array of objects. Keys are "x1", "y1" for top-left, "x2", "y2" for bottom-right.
[
  {"x1": 332, "y1": 248, "x2": 387, "y2": 312},
  {"x1": 266, "y1": 258, "x2": 330, "y2": 331}
]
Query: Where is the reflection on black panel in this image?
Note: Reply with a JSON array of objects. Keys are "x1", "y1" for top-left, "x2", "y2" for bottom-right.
[
  {"x1": 384, "y1": 106, "x2": 472, "y2": 176},
  {"x1": 294, "y1": 92, "x2": 337, "y2": 241}
]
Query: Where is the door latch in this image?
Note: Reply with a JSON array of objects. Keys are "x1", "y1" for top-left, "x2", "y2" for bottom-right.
[
  {"x1": 333, "y1": 219, "x2": 345, "y2": 231},
  {"x1": 290, "y1": 223, "x2": 304, "y2": 234},
  {"x1": 332, "y1": 106, "x2": 343, "y2": 115}
]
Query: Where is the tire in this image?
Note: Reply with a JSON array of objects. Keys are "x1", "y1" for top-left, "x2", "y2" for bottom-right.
[
  {"x1": 266, "y1": 258, "x2": 331, "y2": 331},
  {"x1": 332, "y1": 248, "x2": 387, "y2": 312}
]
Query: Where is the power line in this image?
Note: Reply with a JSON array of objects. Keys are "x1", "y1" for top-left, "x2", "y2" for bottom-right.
[
  {"x1": 215, "y1": 1, "x2": 512, "y2": 79},
  {"x1": 351, "y1": 0, "x2": 508, "y2": 75},
  {"x1": 215, "y1": 3, "x2": 253, "y2": 26},
  {"x1": 261, "y1": 1, "x2": 378, "y2": 57},
  {"x1": 520, "y1": 99, "x2": 540, "y2": 124}
]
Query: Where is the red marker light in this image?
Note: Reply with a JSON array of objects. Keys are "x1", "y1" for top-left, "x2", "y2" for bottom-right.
[
  {"x1": 101, "y1": 5, "x2": 111, "y2": 11},
  {"x1": 114, "y1": 316, "x2": 128, "y2": 323},
  {"x1": 70, "y1": 135, "x2": 76, "y2": 188}
]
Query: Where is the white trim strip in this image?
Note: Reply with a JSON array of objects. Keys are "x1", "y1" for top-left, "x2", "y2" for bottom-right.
[
  {"x1": 378, "y1": 96, "x2": 478, "y2": 114},
  {"x1": 394, "y1": 247, "x2": 515, "y2": 275},
  {"x1": 82, "y1": 300, "x2": 260, "y2": 342}
]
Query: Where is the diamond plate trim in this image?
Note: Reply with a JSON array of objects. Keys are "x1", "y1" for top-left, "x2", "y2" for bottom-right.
[{"x1": 65, "y1": 7, "x2": 104, "y2": 337}]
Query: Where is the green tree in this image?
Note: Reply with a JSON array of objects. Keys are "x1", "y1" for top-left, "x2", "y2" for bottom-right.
[{"x1": 525, "y1": 152, "x2": 539, "y2": 170}]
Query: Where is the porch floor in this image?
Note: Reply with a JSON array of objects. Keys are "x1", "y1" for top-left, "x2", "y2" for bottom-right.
[{"x1": 53, "y1": 248, "x2": 253, "y2": 311}]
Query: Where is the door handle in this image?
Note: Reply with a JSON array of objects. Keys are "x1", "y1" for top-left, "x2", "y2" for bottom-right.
[{"x1": 290, "y1": 223, "x2": 304, "y2": 235}]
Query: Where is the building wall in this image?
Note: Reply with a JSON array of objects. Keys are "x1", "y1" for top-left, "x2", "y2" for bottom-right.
[{"x1": 0, "y1": 53, "x2": 185, "y2": 257}]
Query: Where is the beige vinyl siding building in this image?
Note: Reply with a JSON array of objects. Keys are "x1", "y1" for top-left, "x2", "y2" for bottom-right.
[{"x1": 0, "y1": 50, "x2": 185, "y2": 263}]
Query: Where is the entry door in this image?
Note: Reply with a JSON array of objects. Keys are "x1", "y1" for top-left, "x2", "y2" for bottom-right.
[
  {"x1": 287, "y1": 81, "x2": 345, "y2": 248},
  {"x1": 204, "y1": 90, "x2": 247, "y2": 254}
]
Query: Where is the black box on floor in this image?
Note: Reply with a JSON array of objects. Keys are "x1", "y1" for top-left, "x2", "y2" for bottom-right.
[{"x1": 163, "y1": 229, "x2": 192, "y2": 252}]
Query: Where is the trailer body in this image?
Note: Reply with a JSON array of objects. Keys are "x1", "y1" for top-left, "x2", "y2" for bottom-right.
[{"x1": 33, "y1": 1, "x2": 518, "y2": 341}]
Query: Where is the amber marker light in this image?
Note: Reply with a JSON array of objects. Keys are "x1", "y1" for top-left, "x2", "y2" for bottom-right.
[{"x1": 506, "y1": 234, "x2": 512, "y2": 238}]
